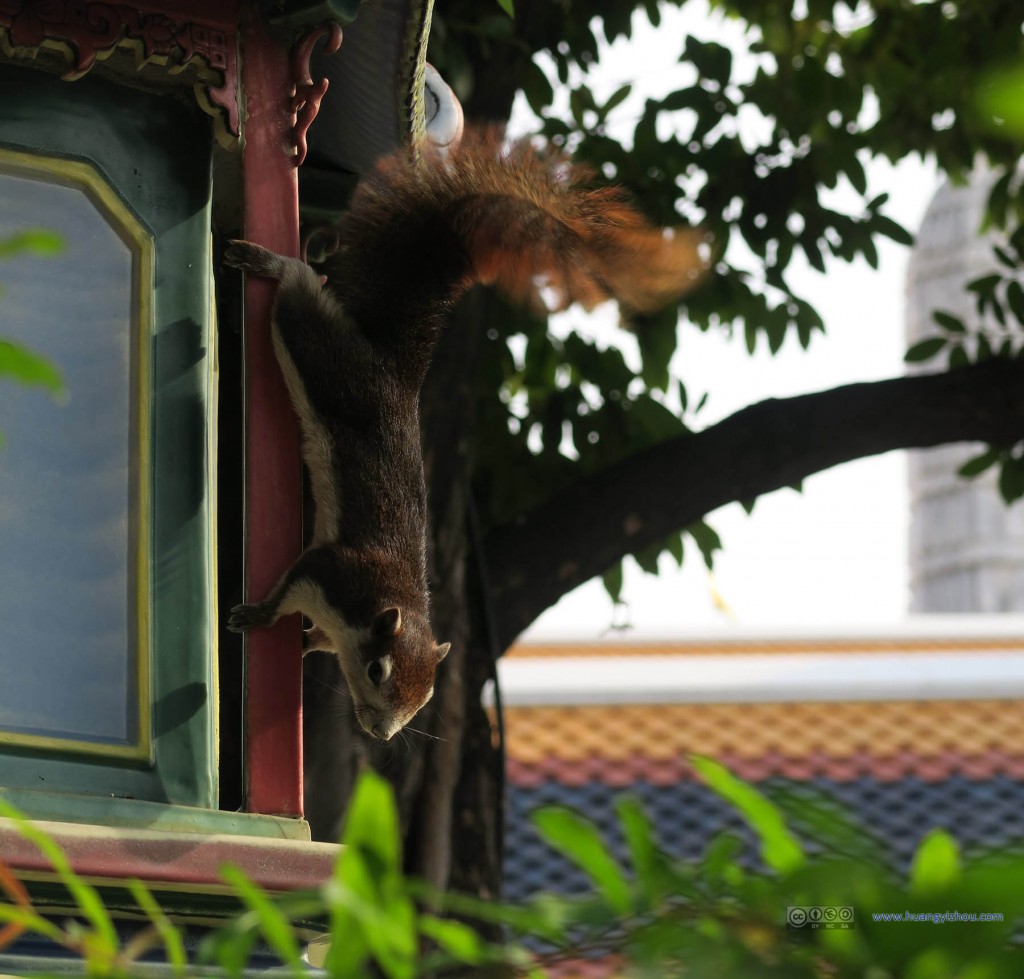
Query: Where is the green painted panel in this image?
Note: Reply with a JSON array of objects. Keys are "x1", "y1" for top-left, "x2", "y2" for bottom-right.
[{"x1": 0, "y1": 63, "x2": 218, "y2": 813}]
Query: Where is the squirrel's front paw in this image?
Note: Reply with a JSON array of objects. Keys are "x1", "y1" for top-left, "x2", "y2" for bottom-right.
[{"x1": 228, "y1": 603, "x2": 274, "y2": 633}]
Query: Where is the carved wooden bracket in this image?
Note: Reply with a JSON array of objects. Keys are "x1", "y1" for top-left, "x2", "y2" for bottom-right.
[
  {"x1": 288, "y1": 21, "x2": 342, "y2": 167},
  {"x1": 0, "y1": 0, "x2": 239, "y2": 140}
]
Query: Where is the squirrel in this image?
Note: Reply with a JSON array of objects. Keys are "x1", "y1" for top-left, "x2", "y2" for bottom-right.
[{"x1": 225, "y1": 129, "x2": 707, "y2": 742}]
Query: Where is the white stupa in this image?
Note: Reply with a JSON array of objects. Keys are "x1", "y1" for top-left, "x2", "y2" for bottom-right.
[{"x1": 905, "y1": 169, "x2": 1024, "y2": 612}]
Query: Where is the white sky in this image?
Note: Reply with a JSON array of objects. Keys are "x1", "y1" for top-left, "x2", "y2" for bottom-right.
[{"x1": 511, "y1": 3, "x2": 943, "y2": 639}]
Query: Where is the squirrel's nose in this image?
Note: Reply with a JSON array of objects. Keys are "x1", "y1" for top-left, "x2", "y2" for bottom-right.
[{"x1": 370, "y1": 723, "x2": 394, "y2": 742}]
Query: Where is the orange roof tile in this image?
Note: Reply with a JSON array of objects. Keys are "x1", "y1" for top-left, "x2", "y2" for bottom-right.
[
  {"x1": 507, "y1": 636, "x2": 1024, "y2": 658},
  {"x1": 501, "y1": 700, "x2": 1024, "y2": 783}
]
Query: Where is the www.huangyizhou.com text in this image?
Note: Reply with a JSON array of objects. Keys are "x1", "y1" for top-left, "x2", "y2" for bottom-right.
[{"x1": 872, "y1": 911, "x2": 1004, "y2": 923}]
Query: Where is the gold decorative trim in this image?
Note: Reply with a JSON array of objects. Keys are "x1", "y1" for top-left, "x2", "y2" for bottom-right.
[
  {"x1": 0, "y1": 147, "x2": 153, "y2": 764},
  {"x1": 207, "y1": 236, "x2": 220, "y2": 780}
]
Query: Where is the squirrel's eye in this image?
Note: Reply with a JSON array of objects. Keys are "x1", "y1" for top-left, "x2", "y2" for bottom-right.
[{"x1": 367, "y1": 660, "x2": 384, "y2": 686}]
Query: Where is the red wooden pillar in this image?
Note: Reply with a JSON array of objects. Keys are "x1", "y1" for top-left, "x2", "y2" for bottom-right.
[{"x1": 239, "y1": 0, "x2": 304, "y2": 818}]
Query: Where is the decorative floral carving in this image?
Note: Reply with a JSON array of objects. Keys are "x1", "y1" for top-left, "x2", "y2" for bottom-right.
[
  {"x1": 0, "y1": 0, "x2": 238, "y2": 136},
  {"x1": 0, "y1": 0, "x2": 66, "y2": 48},
  {"x1": 288, "y1": 21, "x2": 342, "y2": 167}
]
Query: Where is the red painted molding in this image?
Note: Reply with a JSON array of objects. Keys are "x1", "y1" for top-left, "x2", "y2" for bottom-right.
[
  {"x1": 0, "y1": 819, "x2": 337, "y2": 894},
  {"x1": 239, "y1": 0, "x2": 304, "y2": 819}
]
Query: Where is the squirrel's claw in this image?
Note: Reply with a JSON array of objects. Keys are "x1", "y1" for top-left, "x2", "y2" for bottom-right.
[
  {"x1": 228, "y1": 603, "x2": 273, "y2": 633},
  {"x1": 224, "y1": 241, "x2": 285, "y2": 279}
]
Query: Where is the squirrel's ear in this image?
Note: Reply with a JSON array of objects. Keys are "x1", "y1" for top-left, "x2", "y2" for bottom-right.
[
  {"x1": 434, "y1": 642, "x2": 451, "y2": 663},
  {"x1": 372, "y1": 607, "x2": 402, "y2": 637}
]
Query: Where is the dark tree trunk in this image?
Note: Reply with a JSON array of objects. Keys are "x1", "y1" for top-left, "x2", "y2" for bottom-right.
[{"x1": 401, "y1": 290, "x2": 505, "y2": 904}]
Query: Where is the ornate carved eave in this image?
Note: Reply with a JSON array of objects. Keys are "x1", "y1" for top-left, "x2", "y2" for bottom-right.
[{"x1": 0, "y1": 0, "x2": 240, "y2": 143}]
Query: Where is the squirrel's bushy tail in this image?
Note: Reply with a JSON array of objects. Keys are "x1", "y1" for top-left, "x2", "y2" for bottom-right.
[{"x1": 328, "y1": 128, "x2": 708, "y2": 330}]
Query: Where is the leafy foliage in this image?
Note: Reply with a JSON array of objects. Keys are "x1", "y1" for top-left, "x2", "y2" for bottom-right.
[
  {"x1": 500, "y1": 757, "x2": 1024, "y2": 979},
  {"x1": 5, "y1": 765, "x2": 1024, "y2": 977},
  {"x1": 903, "y1": 232, "x2": 1024, "y2": 502},
  {"x1": 428, "y1": 0, "x2": 1024, "y2": 605}
]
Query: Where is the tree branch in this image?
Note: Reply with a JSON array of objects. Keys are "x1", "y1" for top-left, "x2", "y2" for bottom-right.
[{"x1": 484, "y1": 359, "x2": 1024, "y2": 647}]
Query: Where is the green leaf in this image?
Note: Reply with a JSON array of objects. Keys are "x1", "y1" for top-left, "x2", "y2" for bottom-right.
[
  {"x1": 744, "y1": 320, "x2": 758, "y2": 354},
  {"x1": 602, "y1": 562, "x2": 624, "y2": 604},
  {"x1": 684, "y1": 37, "x2": 732, "y2": 86},
  {"x1": 630, "y1": 393, "x2": 687, "y2": 442},
  {"x1": 325, "y1": 772, "x2": 417, "y2": 978},
  {"x1": 204, "y1": 920, "x2": 258, "y2": 978},
  {"x1": 0, "y1": 341, "x2": 64, "y2": 396},
  {"x1": 690, "y1": 756, "x2": 804, "y2": 875},
  {"x1": 687, "y1": 520, "x2": 721, "y2": 569},
  {"x1": 948, "y1": 344, "x2": 969, "y2": 370},
  {"x1": 418, "y1": 915, "x2": 486, "y2": 964},
  {"x1": 634, "y1": 307, "x2": 678, "y2": 391},
  {"x1": 495, "y1": 0, "x2": 514, "y2": 17},
  {"x1": 532, "y1": 808, "x2": 633, "y2": 914},
  {"x1": 602, "y1": 83, "x2": 633, "y2": 117},
  {"x1": 958, "y1": 449, "x2": 1001, "y2": 479},
  {"x1": 634, "y1": 540, "x2": 662, "y2": 575},
  {"x1": 998, "y1": 456, "x2": 1024, "y2": 504},
  {"x1": 975, "y1": 65, "x2": 1024, "y2": 136},
  {"x1": 615, "y1": 797, "x2": 662, "y2": 900},
  {"x1": 126, "y1": 879, "x2": 188, "y2": 976},
  {"x1": 985, "y1": 173, "x2": 1012, "y2": 230},
  {"x1": 340, "y1": 769, "x2": 401, "y2": 877},
  {"x1": 369, "y1": 896, "x2": 417, "y2": 979},
  {"x1": 862, "y1": 235, "x2": 878, "y2": 269},
  {"x1": 993, "y1": 245, "x2": 1019, "y2": 270},
  {"x1": 768, "y1": 783, "x2": 883, "y2": 864},
  {"x1": 1011, "y1": 225, "x2": 1024, "y2": 262},
  {"x1": 909, "y1": 829, "x2": 960, "y2": 896},
  {"x1": 847, "y1": 156, "x2": 867, "y2": 196},
  {"x1": 967, "y1": 273, "x2": 1002, "y2": 298},
  {"x1": 666, "y1": 531, "x2": 684, "y2": 567},
  {"x1": 0, "y1": 229, "x2": 64, "y2": 258},
  {"x1": 522, "y1": 60, "x2": 553, "y2": 115},
  {"x1": 905, "y1": 336, "x2": 946, "y2": 363},
  {"x1": 569, "y1": 87, "x2": 591, "y2": 127},
  {"x1": 699, "y1": 832, "x2": 743, "y2": 883},
  {"x1": 323, "y1": 863, "x2": 416, "y2": 979},
  {"x1": 933, "y1": 311, "x2": 966, "y2": 334},
  {"x1": 1006, "y1": 280, "x2": 1024, "y2": 324},
  {"x1": 871, "y1": 214, "x2": 914, "y2": 246},
  {"x1": 220, "y1": 864, "x2": 305, "y2": 978},
  {"x1": 322, "y1": 874, "x2": 372, "y2": 977}
]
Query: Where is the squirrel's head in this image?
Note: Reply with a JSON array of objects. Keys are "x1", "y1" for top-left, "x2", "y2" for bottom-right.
[{"x1": 335, "y1": 606, "x2": 450, "y2": 741}]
